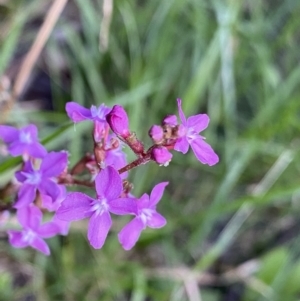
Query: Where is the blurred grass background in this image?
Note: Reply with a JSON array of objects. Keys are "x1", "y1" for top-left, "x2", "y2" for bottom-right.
[{"x1": 1, "y1": 0, "x2": 300, "y2": 300}]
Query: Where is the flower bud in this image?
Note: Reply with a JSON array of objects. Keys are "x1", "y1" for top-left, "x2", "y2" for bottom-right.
[
  {"x1": 106, "y1": 105, "x2": 130, "y2": 139},
  {"x1": 149, "y1": 125, "x2": 164, "y2": 144},
  {"x1": 151, "y1": 146, "x2": 173, "y2": 166},
  {"x1": 162, "y1": 115, "x2": 177, "y2": 126}
]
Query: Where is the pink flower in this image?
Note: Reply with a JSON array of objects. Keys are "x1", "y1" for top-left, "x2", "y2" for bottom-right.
[
  {"x1": 118, "y1": 182, "x2": 168, "y2": 250},
  {"x1": 14, "y1": 151, "x2": 68, "y2": 208},
  {"x1": 66, "y1": 102, "x2": 111, "y2": 124},
  {"x1": 56, "y1": 166, "x2": 137, "y2": 249},
  {"x1": 0, "y1": 124, "x2": 47, "y2": 158},
  {"x1": 174, "y1": 99, "x2": 219, "y2": 166},
  {"x1": 8, "y1": 205, "x2": 61, "y2": 255}
]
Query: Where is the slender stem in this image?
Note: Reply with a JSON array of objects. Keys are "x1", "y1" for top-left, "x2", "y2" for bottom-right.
[
  {"x1": 58, "y1": 175, "x2": 95, "y2": 188},
  {"x1": 118, "y1": 154, "x2": 151, "y2": 174},
  {"x1": 70, "y1": 153, "x2": 94, "y2": 175}
]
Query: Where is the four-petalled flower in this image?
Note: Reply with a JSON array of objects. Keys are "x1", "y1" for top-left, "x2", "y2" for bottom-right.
[
  {"x1": 14, "y1": 151, "x2": 68, "y2": 208},
  {"x1": 0, "y1": 124, "x2": 47, "y2": 158},
  {"x1": 65, "y1": 102, "x2": 111, "y2": 124},
  {"x1": 8, "y1": 205, "x2": 61, "y2": 255},
  {"x1": 173, "y1": 98, "x2": 219, "y2": 166},
  {"x1": 56, "y1": 166, "x2": 137, "y2": 249},
  {"x1": 118, "y1": 182, "x2": 168, "y2": 250}
]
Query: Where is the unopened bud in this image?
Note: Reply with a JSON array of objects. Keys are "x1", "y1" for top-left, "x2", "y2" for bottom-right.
[
  {"x1": 106, "y1": 105, "x2": 130, "y2": 139},
  {"x1": 162, "y1": 115, "x2": 177, "y2": 126},
  {"x1": 151, "y1": 146, "x2": 173, "y2": 166},
  {"x1": 149, "y1": 125, "x2": 164, "y2": 144}
]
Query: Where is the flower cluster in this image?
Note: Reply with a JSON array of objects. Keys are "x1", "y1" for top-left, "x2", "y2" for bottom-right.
[{"x1": 0, "y1": 99, "x2": 218, "y2": 255}]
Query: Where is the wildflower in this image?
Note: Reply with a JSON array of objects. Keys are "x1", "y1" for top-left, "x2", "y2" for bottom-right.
[
  {"x1": 8, "y1": 205, "x2": 60, "y2": 255},
  {"x1": 56, "y1": 166, "x2": 137, "y2": 249},
  {"x1": 174, "y1": 99, "x2": 219, "y2": 166},
  {"x1": 0, "y1": 124, "x2": 47, "y2": 158},
  {"x1": 14, "y1": 151, "x2": 68, "y2": 208},
  {"x1": 118, "y1": 182, "x2": 168, "y2": 250},
  {"x1": 66, "y1": 102, "x2": 111, "y2": 124}
]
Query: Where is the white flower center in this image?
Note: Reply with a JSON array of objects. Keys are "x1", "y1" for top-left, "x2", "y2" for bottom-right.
[
  {"x1": 90, "y1": 104, "x2": 108, "y2": 120},
  {"x1": 19, "y1": 131, "x2": 32, "y2": 144},
  {"x1": 22, "y1": 229, "x2": 36, "y2": 243},
  {"x1": 139, "y1": 208, "x2": 154, "y2": 225},
  {"x1": 187, "y1": 127, "x2": 198, "y2": 142},
  {"x1": 22, "y1": 171, "x2": 42, "y2": 185},
  {"x1": 90, "y1": 105, "x2": 100, "y2": 118},
  {"x1": 91, "y1": 197, "x2": 109, "y2": 216}
]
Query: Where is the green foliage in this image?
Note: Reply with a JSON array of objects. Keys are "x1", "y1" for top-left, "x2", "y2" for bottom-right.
[{"x1": 1, "y1": 0, "x2": 300, "y2": 300}]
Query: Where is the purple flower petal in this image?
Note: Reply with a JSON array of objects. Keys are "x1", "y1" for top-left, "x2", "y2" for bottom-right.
[
  {"x1": 8, "y1": 141, "x2": 27, "y2": 157},
  {"x1": 137, "y1": 194, "x2": 150, "y2": 210},
  {"x1": 38, "y1": 179, "x2": 60, "y2": 202},
  {"x1": 162, "y1": 115, "x2": 178, "y2": 126},
  {"x1": 14, "y1": 185, "x2": 37, "y2": 208},
  {"x1": 147, "y1": 212, "x2": 167, "y2": 228},
  {"x1": 187, "y1": 114, "x2": 210, "y2": 133},
  {"x1": 29, "y1": 206, "x2": 42, "y2": 229},
  {"x1": 95, "y1": 166, "x2": 122, "y2": 200},
  {"x1": 15, "y1": 171, "x2": 27, "y2": 183},
  {"x1": 177, "y1": 98, "x2": 187, "y2": 125},
  {"x1": 30, "y1": 236, "x2": 50, "y2": 255},
  {"x1": 8, "y1": 231, "x2": 29, "y2": 248},
  {"x1": 87, "y1": 211, "x2": 112, "y2": 249},
  {"x1": 190, "y1": 138, "x2": 219, "y2": 166},
  {"x1": 149, "y1": 182, "x2": 168, "y2": 207},
  {"x1": 91, "y1": 104, "x2": 111, "y2": 122},
  {"x1": 105, "y1": 149, "x2": 127, "y2": 170},
  {"x1": 40, "y1": 151, "x2": 68, "y2": 177},
  {"x1": 174, "y1": 136, "x2": 189, "y2": 154},
  {"x1": 17, "y1": 205, "x2": 42, "y2": 229},
  {"x1": 109, "y1": 197, "x2": 137, "y2": 215},
  {"x1": 66, "y1": 102, "x2": 92, "y2": 122},
  {"x1": 27, "y1": 142, "x2": 47, "y2": 158},
  {"x1": 22, "y1": 124, "x2": 38, "y2": 141},
  {"x1": 118, "y1": 217, "x2": 144, "y2": 250},
  {"x1": 21, "y1": 160, "x2": 35, "y2": 174},
  {"x1": 41, "y1": 185, "x2": 66, "y2": 212},
  {"x1": 0, "y1": 125, "x2": 19, "y2": 143},
  {"x1": 37, "y1": 222, "x2": 61, "y2": 238},
  {"x1": 56, "y1": 192, "x2": 93, "y2": 221}
]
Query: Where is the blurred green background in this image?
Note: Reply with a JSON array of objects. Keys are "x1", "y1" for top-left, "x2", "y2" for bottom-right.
[{"x1": 1, "y1": 0, "x2": 300, "y2": 300}]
